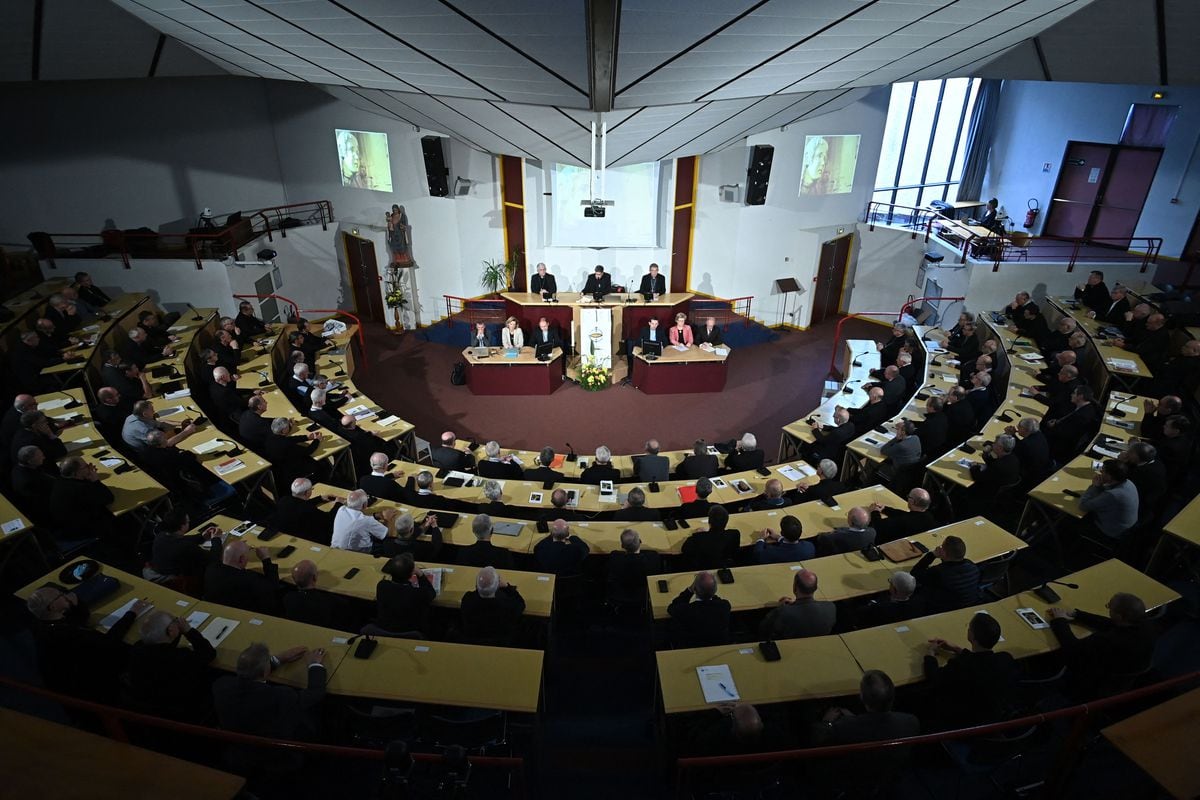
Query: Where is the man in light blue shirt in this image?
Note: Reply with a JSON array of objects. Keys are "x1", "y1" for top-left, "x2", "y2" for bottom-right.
[
  {"x1": 1080, "y1": 460, "x2": 1139, "y2": 538},
  {"x1": 122, "y1": 400, "x2": 197, "y2": 450}
]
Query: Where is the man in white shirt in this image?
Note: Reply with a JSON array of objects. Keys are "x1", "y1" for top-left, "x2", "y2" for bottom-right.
[{"x1": 331, "y1": 489, "x2": 397, "y2": 554}]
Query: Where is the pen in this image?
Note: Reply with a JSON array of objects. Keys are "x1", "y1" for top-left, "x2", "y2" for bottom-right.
[
  {"x1": 719, "y1": 682, "x2": 735, "y2": 698},
  {"x1": 216, "y1": 625, "x2": 229, "y2": 640}
]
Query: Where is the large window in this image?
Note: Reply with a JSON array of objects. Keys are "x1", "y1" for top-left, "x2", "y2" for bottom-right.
[{"x1": 873, "y1": 78, "x2": 980, "y2": 214}]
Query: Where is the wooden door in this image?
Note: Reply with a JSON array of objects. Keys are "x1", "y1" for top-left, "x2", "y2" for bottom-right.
[
  {"x1": 811, "y1": 236, "x2": 851, "y2": 324},
  {"x1": 1043, "y1": 142, "x2": 1112, "y2": 239},
  {"x1": 342, "y1": 232, "x2": 385, "y2": 323},
  {"x1": 1091, "y1": 147, "x2": 1161, "y2": 247}
]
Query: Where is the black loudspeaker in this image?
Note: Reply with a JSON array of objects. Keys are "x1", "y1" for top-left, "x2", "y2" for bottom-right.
[
  {"x1": 421, "y1": 136, "x2": 450, "y2": 197},
  {"x1": 745, "y1": 144, "x2": 774, "y2": 206}
]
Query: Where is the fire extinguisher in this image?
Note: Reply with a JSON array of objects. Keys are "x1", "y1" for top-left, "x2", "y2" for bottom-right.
[{"x1": 1023, "y1": 198, "x2": 1040, "y2": 229}]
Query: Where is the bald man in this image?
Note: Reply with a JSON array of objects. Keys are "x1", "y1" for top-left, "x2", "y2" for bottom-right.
[
  {"x1": 868, "y1": 488, "x2": 936, "y2": 543},
  {"x1": 759, "y1": 569, "x2": 837, "y2": 640},
  {"x1": 203, "y1": 538, "x2": 283, "y2": 615},
  {"x1": 282, "y1": 559, "x2": 345, "y2": 628},
  {"x1": 430, "y1": 430, "x2": 475, "y2": 472}
]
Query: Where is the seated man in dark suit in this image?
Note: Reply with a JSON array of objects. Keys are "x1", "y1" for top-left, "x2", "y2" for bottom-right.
[
  {"x1": 49, "y1": 456, "x2": 116, "y2": 539},
  {"x1": 1043, "y1": 386, "x2": 1100, "y2": 464},
  {"x1": 478, "y1": 479, "x2": 524, "y2": 520},
  {"x1": 848, "y1": 388, "x2": 890, "y2": 435},
  {"x1": 914, "y1": 396, "x2": 950, "y2": 458},
  {"x1": 204, "y1": 538, "x2": 284, "y2": 615},
  {"x1": 1092, "y1": 286, "x2": 1131, "y2": 326},
  {"x1": 868, "y1": 488, "x2": 935, "y2": 544},
  {"x1": 11, "y1": 411, "x2": 68, "y2": 476},
  {"x1": 533, "y1": 519, "x2": 590, "y2": 576},
  {"x1": 530, "y1": 262, "x2": 557, "y2": 299},
  {"x1": 854, "y1": 572, "x2": 927, "y2": 629},
  {"x1": 964, "y1": 372, "x2": 995, "y2": 425},
  {"x1": 606, "y1": 529, "x2": 663, "y2": 609},
  {"x1": 803, "y1": 406, "x2": 856, "y2": 465},
  {"x1": 530, "y1": 317, "x2": 562, "y2": 349},
  {"x1": 744, "y1": 478, "x2": 792, "y2": 512},
  {"x1": 10, "y1": 330, "x2": 63, "y2": 394},
  {"x1": 10, "y1": 446, "x2": 54, "y2": 524},
  {"x1": 238, "y1": 396, "x2": 274, "y2": 452},
  {"x1": 149, "y1": 509, "x2": 221, "y2": 580},
  {"x1": 582, "y1": 264, "x2": 612, "y2": 297},
  {"x1": 637, "y1": 263, "x2": 666, "y2": 299},
  {"x1": 724, "y1": 432, "x2": 763, "y2": 472},
  {"x1": 139, "y1": 430, "x2": 237, "y2": 512},
  {"x1": 539, "y1": 488, "x2": 583, "y2": 522},
  {"x1": 910, "y1": 535, "x2": 979, "y2": 612},
  {"x1": 337, "y1": 412, "x2": 394, "y2": 473},
  {"x1": 264, "y1": 416, "x2": 323, "y2": 487},
  {"x1": 212, "y1": 642, "x2": 326, "y2": 776},
  {"x1": 814, "y1": 507, "x2": 876, "y2": 556},
  {"x1": 358, "y1": 452, "x2": 414, "y2": 503},
  {"x1": 680, "y1": 506, "x2": 740, "y2": 570},
  {"x1": 635, "y1": 438, "x2": 670, "y2": 482},
  {"x1": 209, "y1": 366, "x2": 253, "y2": 423},
  {"x1": 1073, "y1": 270, "x2": 1110, "y2": 312},
  {"x1": 751, "y1": 515, "x2": 814, "y2": 564},
  {"x1": 759, "y1": 569, "x2": 837, "y2": 640},
  {"x1": 667, "y1": 570, "x2": 731, "y2": 648},
  {"x1": 268, "y1": 478, "x2": 340, "y2": 545},
  {"x1": 376, "y1": 553, "x2": 436, "y2": 633},
  {"x1": 128, "y1": 610, "x2": 217, "y2": 721},
  {"x1": 477, "y1": 440, "x2": 523, "y2": 479},
  {"x1": 283, "y1": 560, "x2": 347, "y2": 630},
  {"x1": 676, "y1": 476, "x2": 715, "y2": 519},
  {"x1": 613, "y1": 486, "x2": 661, "y2": 521},
  {"x1": 944, "y1": 385, "x2": 978, "y2": 443},
  {"x1": 93, "y1": 386, "x2": 136, "y2": 439},
  {"x1": 1047, "y1": 592, "x2": 1155, "y2": 701},
  {"x1": 923, "y1": 611, "x2": 1019, "y2": 729},
  {"x1": 810, "y1": 670, "x2": 920, "y2": 748},
  {"x1": 457, "y1": 514, "x2": 515, "y2": 569},
  {"x1": 694, "y1": 316, "x2": 724, "y2": 348},
  {"x1": 1120, "y1": 442, "x2": 1166, "y2": 525},
  {"x1": 430, "y1": 430, "x2": 475, "y2": 472},
  {"x1": 523, "y1": 445, "x2": 564, "y2": 483},
  {"x1": 460, "y1": 566, "x2": 526, "y2": 645},
  {"x1": 1008, "y1": 417, "x2": 1052, "y2": 486},
  {"x1": 794, "y1": 459, "x2": 846, "y2": 505},
  {"x1": 676, "y1": 439, "x2": 720, "y2": 480},
  {"x1": 580, "y1": 445, "x2": 621, "y2": 484},
  {"x1": 968, "y1": 433, "x2": 1021, "y2": 496},
  {"x1": 411, "y1": 469, "x2": 469, "y2": 514}
]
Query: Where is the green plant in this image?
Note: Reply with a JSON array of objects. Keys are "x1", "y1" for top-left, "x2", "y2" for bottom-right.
[
  {"x1": 480, "y1": 250, "x2": 523, "y2": 294},
  {"x1": 385, "y1": 286, "x2": 407, "y2": 308},
  {"x1": 579, "y1": 356, "x2": 610, "y2": 391}
]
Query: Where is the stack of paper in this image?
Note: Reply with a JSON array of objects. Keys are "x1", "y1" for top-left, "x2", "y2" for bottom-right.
[
  {"x1": 39, "y1": 397, "x2": 72, "y2": 411},
  {"x1": 697, "y1": 665, "x2": 740, "y2": 703},
  {"x1": 164, "y1": 388, "x2": 192, "y2": 400},
  {"x1": 1106, "y1": 358, "x2": 1137, "y2": 371},
  {"x1": 423, "y1": 567, "x2": 444, "y2": 594},
  {"x1": 376, "y1": 414, "x2": 401, "y2": 427},
  {"x1": 98, "y1": 598, "x2": 154, "y2": 632},
  {"x1": 215, "y1": 458, "x2": 245, "y2": 475},
  {"x1": 194, "y1": 439, "x2": 227, "y2": 454},
  {"x1": 201, "y1": 617, "x2": 240, "y2": 646}
]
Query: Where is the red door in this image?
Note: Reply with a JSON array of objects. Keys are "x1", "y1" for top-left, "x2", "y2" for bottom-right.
[
  {"x1": 1091, "y1": 147, "x2": 1161, "y2": 247},
  {"x1": 342, "y1": 232, "x2": 385, "y2": 323},
  {"x1": 1043, "y1": 142, "x2": 1112, "y2": 239},
  {"x1": 811, "y1": 236, "x2": 851, "y2": 324}
]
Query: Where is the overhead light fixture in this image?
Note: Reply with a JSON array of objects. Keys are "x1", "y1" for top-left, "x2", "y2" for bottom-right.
[{"x1": 1152, "y1": 90, "x2": 1166, "y2": 100}]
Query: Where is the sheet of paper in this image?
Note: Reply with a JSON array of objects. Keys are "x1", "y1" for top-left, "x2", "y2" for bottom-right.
[
  {"x1": 185, "y1": 610, "x2": 211, "y2": 628},
  {"x1": 424, "y1": 567, "x2": 444, "y2": 594},
  {"x1": 39, "y1": 397, "x2": 72, "y2": 410},
  {"x1": 64, "y1": 437, "x2": 93, "y2": 452},
  {"x1": 697, "y1": 664, "x2": 740, "y2": 703},
  {"x1": 1092, "y1": 445, "x2": 1121, "y2": 459},
  {"x1": 215, "y1": 459, "x2": 245, "y2": 475},
  {"x1": 164, "y1": 388, "x2": 192, "y2": 400},
  {"x1": 376, "y1": 414, "x2": 401, "y2": 427},
  {"x1": 1106, "y1": 358, "x2": 1137, "y2": 371},
  {"x1": 193, "y1": 438, "x2": 227, "y2": 454},
  {"x1": 2, "y1": 519, "x2": 26, "y2": 534},
  {"x1": 98, "y1": 598, "x2": 153, "y2": 632},
  {"x1": 778, "y1": 465, "x2": 806, "y2": 482},
  {"x1": 1116, "y1": 403, "x2": 1138, "y2": 414},
  {"x1": 201, "y1": 617, "x2": 240, "y2": 646},
  {"x1": 157, "y1": 405, "x2": 186, "y2": 418}
]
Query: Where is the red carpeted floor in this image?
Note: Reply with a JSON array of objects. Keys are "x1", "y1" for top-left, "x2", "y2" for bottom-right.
[{"x1": 353, "y1": 317, "x2": 885, "y2": 455}]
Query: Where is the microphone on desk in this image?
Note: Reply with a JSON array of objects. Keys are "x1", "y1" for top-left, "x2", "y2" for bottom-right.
[
  {"x1": 186, "y1": 302, "x2": 203, "y2": 321},
  {"x1": 565, "y1": 442, "x2": 577, "y2": 462},
  {"x1": 1033, "y1": 580, "x2": 1080, "y2": 604},
  {"x1": 344, "y1": 632, "x2": 378, "y2": 659},
  {"x1": 851, "y1": 350, "x2": 872, "y2": 368},
  {"x1": 257, "y1": 369, "x2": 272, "y2": 387}
]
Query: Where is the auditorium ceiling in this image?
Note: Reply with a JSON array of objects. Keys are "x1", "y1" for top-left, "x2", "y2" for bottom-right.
[{"x1": 4, "y1": 0, "x2": 1195, "y2": 166}]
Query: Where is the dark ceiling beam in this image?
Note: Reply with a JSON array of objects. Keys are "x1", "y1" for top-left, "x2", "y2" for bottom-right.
[
  {"x1": 31, "y1": 0, "x2": 44, "y2": 80},
  {"x1": 1154, "y1": 0, "x2": 1168, "y2": 85},
  {"x1": 586, "y1": 0, "x2": 621, "y2": 112}
]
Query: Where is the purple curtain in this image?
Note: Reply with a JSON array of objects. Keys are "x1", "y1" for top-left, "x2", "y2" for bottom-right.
[{"x1": 1120, "y1": 104, "x2": 1178, "y2": 147}]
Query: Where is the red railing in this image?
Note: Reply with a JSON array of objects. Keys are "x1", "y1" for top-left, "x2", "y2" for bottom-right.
[
  {"x1": 0, "y1": 673, "x2": 526, "y2": 795},
  {"x1": 690, "y1": 295, "x2": 754, "y2": 327},
  {"x1": 673, "y1": 669, "x2": 1200, "y2": 800},
  {"x1": 443, "y1": 295, "x2": 508, "y2": 327},
  {"x1": 29, "y1": 200, "x2": 334, "y2": 270},
  {"x1": 232, "y1": 293, "x2": 367, "y2": 372},
  {"x1": 865, "y1": 200, "x2": 938, "y2": 236},
  {"x1": 899, "y1": 294, "x2": 966, "y2": 319},
  {"x1": 990, "y1": 234, "x2": 1163, "y2": 274},
  {"x1": 827, "y1": 312, "x2": 899, "y2": 379}
]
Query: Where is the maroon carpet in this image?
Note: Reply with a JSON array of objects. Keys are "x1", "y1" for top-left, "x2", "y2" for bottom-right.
[{"x1": 353, "y1": 318, "x2": 884, "y2": 455}]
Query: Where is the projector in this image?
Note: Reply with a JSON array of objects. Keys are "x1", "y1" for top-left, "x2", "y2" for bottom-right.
[
  {"x1": 580, "y1": 197, "x2": 614, "y2": 218},
  {"x1": 584, "y1": 205, "x2": 606, "y2": 218}
]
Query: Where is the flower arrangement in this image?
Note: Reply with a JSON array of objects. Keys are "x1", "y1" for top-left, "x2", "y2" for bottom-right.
[
  {"x1": 579, "y1": 356, "x2": 610, "y2": 391},
  {"x1": 385, "y1": 286, "x2": 407, "y2": 308}
]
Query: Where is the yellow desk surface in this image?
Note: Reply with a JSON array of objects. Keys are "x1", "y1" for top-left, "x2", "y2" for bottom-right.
[
  {"x1": 462, "y1": 345, "x2": 564, "y2": 366},
  {"x1": 657, "y1": 636, "x2": 864, "y2": 714},
  {"x1": 0, "y1": 707, "x2": 246, "y2": 800},
  {"x1": 1163, "y1": 494, "x2": 1200, "y2": 547},
  {"x1": 1047, "y1": 298, "x2": 1152, "y2": 378},
  {"x1": 780, "y1": 339, "x2": 879, "y2": 448},
  {"x1": 468, "y1": 443, "x2": 692, "y2": 482},
  {"x1": 0, "y1": 491, "x2": 33, "y2": 543},
  {"x1": 1102, "y1": 686, "x2": 1200, "y2": 800},
  {"x1": 633, "y1": 344, "x2": 731, "y2": 365},
  {"x1": 840, "y1": 559, "x2": 1179, "y2": 687},
  {"x1": 845, "y1": 326, "x2": 939, "y2": 465},
  {"x1": 327, "y1": 637, "x2": 543, "y2": 713},
  {"x1": 649, "y1": 516, "x2": 1024, "y2": 619}
]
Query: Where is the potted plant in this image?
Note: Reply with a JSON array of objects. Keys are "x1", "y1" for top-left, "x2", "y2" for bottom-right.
[
  {"x1": 385, "y1": 270, "x2": 408, "y2": 330},
  {"x1": 479, "y1": 250, "x2": 523, "y2": 295},
  {"x1": 579, "y1": 355, "x2": 611, "y2": 391}
]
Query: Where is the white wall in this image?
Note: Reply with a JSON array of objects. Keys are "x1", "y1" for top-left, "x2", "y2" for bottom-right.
[
  {"x1": 984, "y1": 80, "x2": 1200, "y2": 257},
  {"x1": 0, "y1": 77, "x2": 287, "y2": 246},
  {"x1": 691, "y1": 89, "x2": 890, "y2": 327},
  {"x1": 522, "y1": 160, "x2": 675, "y2": 292}
]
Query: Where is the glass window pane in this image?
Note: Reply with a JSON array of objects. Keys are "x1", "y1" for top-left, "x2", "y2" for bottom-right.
[
  {"x1": 894, "y1": 187, "x2": 920, "y2": 210},
  {"x1": 950, "y1": 79, "x2": 980, "y2": 182},
  {"x1": 874, "y1": 83, "x2": 913, "y2": 190},
  {"x1": 898, "y1": 81, "x2": 940, "y2": 187},
  {"x1": 926, "y1": 78, "x2": 969, "y2": 186}
]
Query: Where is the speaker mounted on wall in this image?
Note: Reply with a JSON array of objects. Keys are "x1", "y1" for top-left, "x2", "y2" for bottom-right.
[
  {"x1": 421, "y1": 136, "x2": 450, "y2": 198},
  {"x1": 745, "y1": 145, "x2": 774, "y2": 206}
]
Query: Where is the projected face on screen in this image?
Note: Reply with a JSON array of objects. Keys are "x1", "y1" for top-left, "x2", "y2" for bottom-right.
[
  {"x1": 335, "y1": 129, "x2": 393, "y2": 192},
  {"x1": 799, "y1": 135, "x2": 861, "y2": 196}
]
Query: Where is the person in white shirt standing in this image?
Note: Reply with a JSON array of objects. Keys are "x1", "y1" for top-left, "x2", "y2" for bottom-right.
[{"x1": 331, "y1": 489, "x2": 397, "y2": 555}]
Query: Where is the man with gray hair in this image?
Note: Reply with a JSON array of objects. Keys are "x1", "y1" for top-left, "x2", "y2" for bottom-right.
[
  {"x1": 205, "y1": 538, "x2": 284, "y2": 614},
  {"x1": 667, "y1": 571, "x2": 731, "y2": 647},
  {"x1": 637, "y1": 438, "x2": 670, "y2": 482},
  {"x1": 10, "y1": 329, "x2": 62, "y2": 393},
  {"x1": 869, "y1": 488, "x2": 935, "y2": 543},
  {"x1": 725, "y1": 432, "x2": 765, "y2": 472},
  {"x1": 614, "y1": 485, "x2": 660, "y2": 521},
  {"x1": 358, "y1": 452, "x2": 410, "y2": 503},
  {"x1": 607, "y1": 528, "x2": 663, "y2": 608},
  {"x1": 478, "y1": 440, "x2": 521, "y2": 479},
  {"x1": 814, "y1": 507, "x2": 876, "y2": 556},
  {"x1": 264, "y1": 416, "x2": 323, "y2": 486},
  {"x1": 1119, "y1": 441, "x2": 1166, "y2": 522},
  {"x1": 412, "y1": 468, "x2": 463, "y2": 513},
  {"x1": 283, "y1": 559, "x2": 346, "y2": 629},
  {"x1": 49, "y1": 455, "x2": 116, "y2": 536},
  {"x1": 533, "y1": 518, "x2": 589, "y2": 575},
  {"x1": 212, "y1": 641, "x2": 327, "y2": 766},
  {"x1": 209, "y1": 364, "x2": 255, "y2": 423},
  {"x1": 856, "y1": 571, "x2": 926, "y2": 628},
  {"x1": 267, "y1": 477, "x2": 340, "y2": 544},
  {"x1": 460, "y1": 566, "x2": 526, "y2": 645},
  {"x1": 581, "y1": 444, "x2": 620, "y2": 484},
  {"x1": 458, "y1": 513, "x2": 515, "y2": 568},
  {"x1": 478, "y1": 478, "x2": 514, "y2": 518},
  {"x1": 238, "y1": 395, "x2": 273, "y2": 450},
  {"x1": 523, "y1": 445, "x2": 564, "y2": 482},
  {"x1": 969, "y1": 433, "x2": 1020, "y2": 493},
  {"x1": 1006, "y1": 416, "x2": 1051, "y2": 483},
  {"x1": 46, "y1": 291, "x2": 83, "y2": 333},
  {"x1": 288, "y1": 362, "x2": 312, "y2": 405},
  {"x1": 10, "y1": 445, "x2": 53, "y2": 521},
  {"x1": 331, "y1": 488, "x2": 396, "y2": 554},
  {"x1": 127, "y1": 610, "x2": 217, "y2": 719},
  {"x1": 124, "y1": 324, "x2": 173, "y2": 367},
  {"x1": 122, "y1": 399, "x2": 198, "y2": 449},
  {"x1": 804, "y1": 405, "x2": 856, "y2": 464}
]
